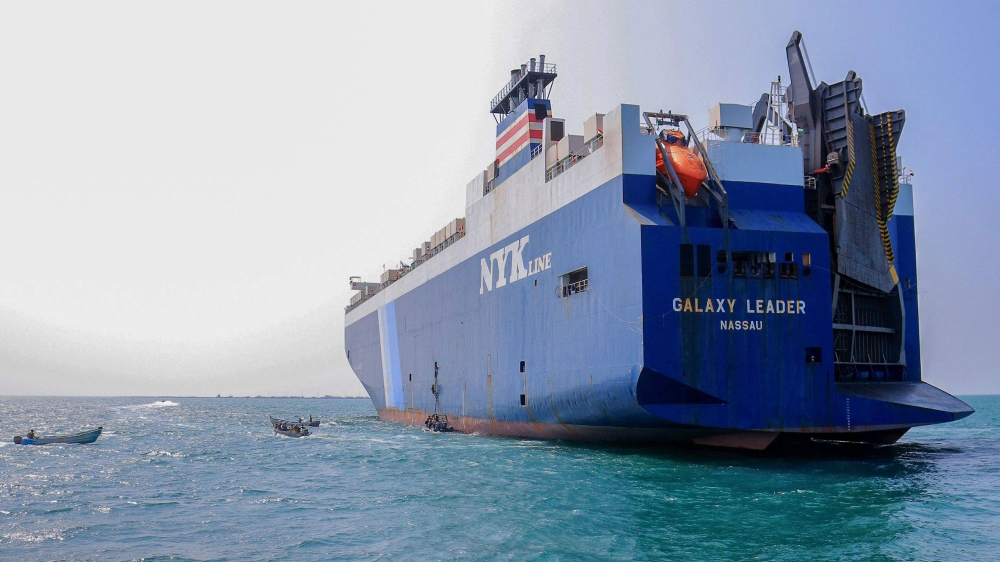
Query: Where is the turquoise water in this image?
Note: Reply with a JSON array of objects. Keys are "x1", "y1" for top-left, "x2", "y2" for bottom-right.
[{"x1": 1, "y1": 396, "x2": 997, "y2": 562}]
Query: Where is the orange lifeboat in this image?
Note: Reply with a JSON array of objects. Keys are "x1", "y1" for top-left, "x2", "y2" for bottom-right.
[{"x1": 655, "y1": 130, "x2": 707, "y2": 198}]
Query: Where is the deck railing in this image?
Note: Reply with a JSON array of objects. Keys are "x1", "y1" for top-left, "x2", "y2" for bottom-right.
[
  {"x1": 545, "y1": 134, "x2": 603, "y2": 182},
  {"x1": 489, "y1": 62, "x2": 557, "y2": 113},
  {"x1": 485, "y1": 142, "x2": 546, "y2": 195},
  {"x1": 345, "y1": 230, "x2": 466, "y2": 313}
]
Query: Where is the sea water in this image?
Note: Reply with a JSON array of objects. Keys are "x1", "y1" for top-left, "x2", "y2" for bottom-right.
[{"x1": 1, "y1": 395, "x2": 998, "y2": 562}]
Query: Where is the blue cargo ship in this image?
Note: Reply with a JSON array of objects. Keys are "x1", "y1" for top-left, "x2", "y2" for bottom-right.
[{"x1": 343, "y1": 32, "x2": 972, "y2": 449}]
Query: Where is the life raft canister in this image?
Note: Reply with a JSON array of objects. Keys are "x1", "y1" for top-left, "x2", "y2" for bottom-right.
[{"x1": 655, "y1": 130, "x2": 707, "y2": 199}]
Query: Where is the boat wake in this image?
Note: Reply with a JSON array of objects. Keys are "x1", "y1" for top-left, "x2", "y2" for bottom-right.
[
  {"x1": 138, "y1": 400, "x2": 180, "y2": 408},
  {"x1": 123, "y1": 400, "x2": 180, "y2": 411}
]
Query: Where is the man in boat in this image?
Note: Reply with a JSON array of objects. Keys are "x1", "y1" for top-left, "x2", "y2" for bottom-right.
[{"x1": 27, "y1": 430, "x2": 35, "y2": 439}]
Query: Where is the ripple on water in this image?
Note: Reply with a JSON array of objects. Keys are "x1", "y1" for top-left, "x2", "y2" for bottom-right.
[
  {"x1": 2, "y1": 529, "x2": 65, "y2": 543},
  {"x1": 0, "y1": 396, "x2": 998, "y2": 562}
]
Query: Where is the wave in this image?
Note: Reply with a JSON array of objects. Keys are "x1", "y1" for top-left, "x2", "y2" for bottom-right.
[
  {"x1": 134, "y1": 400, "x2": 180, "y2": 408},
  {"x1": 145, "y1": 450, "x2": 185, "y2": 458},
  {"x1": 2, "y1": 529, "x2": 65, "y2": 543}
]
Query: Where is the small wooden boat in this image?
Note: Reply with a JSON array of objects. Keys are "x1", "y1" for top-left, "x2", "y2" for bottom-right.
[
  {"x1": 423, "y1": 414, "x2": 454, "y2": 433},
  {"x1": 273, "y1": 425, "x2": 310, "y2": 438},
  {"x1": 269, "y1": 417, "x2": 310, "y2": 438},
  {"x1": 13, "y1": 427, "x2": 103, "y2": 445}
]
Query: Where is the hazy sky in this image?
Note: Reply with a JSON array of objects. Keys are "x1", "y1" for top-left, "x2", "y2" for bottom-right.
[{"x1": 1, "y1": 1, "x2": 998, "y2": 397}]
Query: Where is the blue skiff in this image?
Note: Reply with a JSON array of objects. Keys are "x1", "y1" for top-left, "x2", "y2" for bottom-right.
[{"x1": 13, "y1": 427, "x2": 102, "y2": 445}]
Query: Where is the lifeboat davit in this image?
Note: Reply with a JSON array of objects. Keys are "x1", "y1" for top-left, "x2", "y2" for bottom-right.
[{"x1": 655, "y1": 130, "x2": 707, "y2": 198}]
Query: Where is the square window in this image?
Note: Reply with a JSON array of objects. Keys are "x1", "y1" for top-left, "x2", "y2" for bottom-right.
[
  {"x1": 559, "y1": 268, "x2": 589, "y2": 297},
  {"x1": 780, "y1": 263, "x2": 799, "y2": 279},
  {"x1": 550, "y1": 120, "x2": 564, "y2": 142},
  {"x1": 806, "y1": 347, "x2": 822, "y2": 363}
]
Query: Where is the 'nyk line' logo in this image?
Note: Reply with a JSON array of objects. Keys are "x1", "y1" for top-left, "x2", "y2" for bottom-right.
[{"x1": 480, "y1": 235, "x2": 552, "y2": 294}]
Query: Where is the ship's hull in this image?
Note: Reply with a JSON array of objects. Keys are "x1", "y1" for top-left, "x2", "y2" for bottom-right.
[
  {"x1": 375, "y1": 407, "x2": 912, "y2": 449},
  {"x1": 345, "y1": 169, "x2": 971, "y2": 449}
]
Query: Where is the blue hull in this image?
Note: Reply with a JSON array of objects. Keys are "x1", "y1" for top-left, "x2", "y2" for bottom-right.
[
  {"x1": 15, "y1": 428, "x2": 102, "y2": 445},
  {"x1": 344, "y1": 100, "x2": 972, "y2": 450}
]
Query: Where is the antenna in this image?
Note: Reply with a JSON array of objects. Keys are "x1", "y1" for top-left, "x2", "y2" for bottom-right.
[{"x1": 489, "y1": 55, "x2": 557, "y2": 119}]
